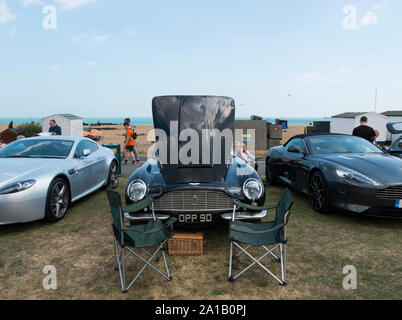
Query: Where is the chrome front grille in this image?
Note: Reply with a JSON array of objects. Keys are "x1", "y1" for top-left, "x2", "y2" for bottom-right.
[
  {"x1": 377, "y1": 186, "x2": 402, "y2": 200},
  {"x1": 153, "y1": 190, "x2": 233, "y2": 212}
]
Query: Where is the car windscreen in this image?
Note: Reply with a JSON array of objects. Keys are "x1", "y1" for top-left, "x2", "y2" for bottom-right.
[
  {"x1": 306, "y1": 135, "x2": 383, "y2": 154},
  {"x1": 390, "y1": 137, "x2": 402, "y2": 151},
  {"x1": 0, "y1": 139, "x2": 74, "y2": 159}
]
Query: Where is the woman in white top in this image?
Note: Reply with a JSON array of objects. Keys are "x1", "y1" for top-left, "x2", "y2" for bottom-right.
[{"x1": 240, "y1": 143, "x2": 255, "y2": 167}]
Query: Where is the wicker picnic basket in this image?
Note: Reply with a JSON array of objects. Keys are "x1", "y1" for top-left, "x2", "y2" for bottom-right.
[{"x1": 168, "y1": 233, "x2": 204, "y2": 255}]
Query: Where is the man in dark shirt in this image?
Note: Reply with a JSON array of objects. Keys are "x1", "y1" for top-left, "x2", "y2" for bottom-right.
[
  {"x1": 352, "y1": 116, "x2": 378, "y2": 142},
  {"x1": 49, "y1": 119, "x2": 62, "y2": 136}
]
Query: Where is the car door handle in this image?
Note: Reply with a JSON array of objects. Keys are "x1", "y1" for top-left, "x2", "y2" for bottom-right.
[{"x1": 68, "y1": 167, "x2": 79, "y2": 175}]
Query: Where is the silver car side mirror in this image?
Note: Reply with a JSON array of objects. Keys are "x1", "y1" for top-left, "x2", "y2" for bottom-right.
[{"x1": 82, "y1": 149, "x2": 91, "y2": 157}]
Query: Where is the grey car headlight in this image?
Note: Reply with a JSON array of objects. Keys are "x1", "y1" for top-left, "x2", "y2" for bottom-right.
[
  {"x1": 243, "y1": 178, "x2": 263, "y2": 200},
  {"x1": 127, "y1": 179, "x2": 147, "y2": 202},
  {"x1": 0, "y1": 179, "x2": 36, "y2": 195},
  {"x1": 336, "y1": 168, "x2": 381, "y2": 186}
]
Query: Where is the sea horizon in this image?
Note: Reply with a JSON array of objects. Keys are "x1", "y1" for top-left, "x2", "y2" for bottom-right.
[{"x1": 0, "y1": 117, "x2": 332, "y2": 126}]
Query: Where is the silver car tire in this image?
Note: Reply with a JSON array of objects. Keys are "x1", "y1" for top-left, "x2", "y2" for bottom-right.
[
  {"x1": 45, "y1": 177, "x2": 71, "y2": 222},
  {"x1": 107, "y1": 161, "x2": 119, "y2": 189}
]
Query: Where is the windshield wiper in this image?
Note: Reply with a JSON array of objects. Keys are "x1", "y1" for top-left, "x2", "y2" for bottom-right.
[{"x1": 33, "y1": 156, "x2": 65, "y2": 159}]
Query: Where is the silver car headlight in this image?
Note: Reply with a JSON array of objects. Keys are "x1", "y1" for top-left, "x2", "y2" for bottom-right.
[
  {"x1": 336, "y1": 168, "x2": 381, "y2": 186},
  {"x1": 127, "y1": 179, "x2": 147, "y2": 202},
  {"x1": 0, "y1": 179, "x2": 36, "y2": 195},
  {"x1": 243, "y1": 178, "x2": 263, "y2": 200}
]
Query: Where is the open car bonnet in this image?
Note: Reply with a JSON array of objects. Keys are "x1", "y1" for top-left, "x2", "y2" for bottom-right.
[
  {"x1": 152, "y1": 96, "x2": 236, "y2": 184},
  {"x1": 386, "y1": 122, "x2": 402, "y2": 134}
]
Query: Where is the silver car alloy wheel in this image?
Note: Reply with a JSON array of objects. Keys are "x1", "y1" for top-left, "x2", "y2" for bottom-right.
[
  {"x1": 50, "y1": 181, "x2": 69, "y2": 218},
  {"x1": 110, "y1": 162, "x2": 119, "y2": 188}
]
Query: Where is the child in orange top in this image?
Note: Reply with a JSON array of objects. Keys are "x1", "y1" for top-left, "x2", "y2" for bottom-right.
[{"x1": 123, "y1": 121, "x2": 140, "y2": 164}]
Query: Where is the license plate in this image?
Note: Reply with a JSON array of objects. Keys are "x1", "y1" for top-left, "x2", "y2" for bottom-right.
[
  {"x1": 396, "y1": 200, "x2": 402, "y2": 209},
  {"x1": 178, "y1": 213, "x2": 213, "y2": 223}
]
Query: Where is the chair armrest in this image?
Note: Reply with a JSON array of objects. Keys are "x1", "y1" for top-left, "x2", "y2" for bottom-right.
[
  {"x1": 123, "y1": 197, "x2": 153, "y2": 213},
  {"x1": 163, "y1": 217, "x2": 178, "y2": 229},
  {"x1": 231, "y1": 223, "x2": 285, "y2": 235},
  {"x1": 234, "y1": 200, "x2": 277, "y2": 212}
]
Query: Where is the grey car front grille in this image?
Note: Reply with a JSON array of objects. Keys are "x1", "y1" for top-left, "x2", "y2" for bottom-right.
[
  {"x1": 377, "y1": 186, "x2": 402, "y2": 200},
  {"x1": 153, "y1": 190, "x2": 234, "y2": 212}
]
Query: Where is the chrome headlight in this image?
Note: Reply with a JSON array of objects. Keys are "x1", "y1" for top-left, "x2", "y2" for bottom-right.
[
  {"x1": 127, "y1": 179, "x2": 147, "y2": 202},
  {"x1": 243, "y1": 178, "x2": 263, "y2": 200},
  {"x1": 0, "y1": 179, "x2": 36, "y2": 195},
  {"x1": 336, "y1": 168, "x2": 381, "y2": 186}
]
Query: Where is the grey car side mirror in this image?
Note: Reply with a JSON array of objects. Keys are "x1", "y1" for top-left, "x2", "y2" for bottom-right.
[
  {"x1": 288, "y1": 146, "x2": 301, "y2": 154},
  {"x1": 82, "y1": 149, "x2": 91, "y2": 157}
]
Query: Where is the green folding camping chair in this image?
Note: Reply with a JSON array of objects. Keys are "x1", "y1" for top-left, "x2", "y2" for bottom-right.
[
  {"x1": 228, "y1": 188, "x2": 294, "y2": 285},
  {"x1": 106, "y1": 190, "x2": 177, "y2": 292}
]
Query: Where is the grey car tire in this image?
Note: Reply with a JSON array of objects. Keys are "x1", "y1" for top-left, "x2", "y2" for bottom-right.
[{"x1": 45, "y1": 177, "x2": 71, "y2": 222}]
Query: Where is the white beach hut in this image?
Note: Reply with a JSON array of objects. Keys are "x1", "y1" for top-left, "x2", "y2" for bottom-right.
[
  {"x1": 331, "y1": 111, "x2": 389, "y2": 142},
  {"x1": 42, "y1": 114, "x2": 83, "y2": 137}
]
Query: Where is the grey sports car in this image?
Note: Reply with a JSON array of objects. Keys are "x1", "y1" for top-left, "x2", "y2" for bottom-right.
[{"x1": 0, "y1": 136, "x2": 119, "y2": 225}]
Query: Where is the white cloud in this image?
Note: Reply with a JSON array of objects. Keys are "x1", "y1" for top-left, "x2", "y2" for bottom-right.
[
  {"x1": 49, "y1": 64, "x2": 60, "y2": 71},
  {"x1": 299, "y1": 72, "x2": 321, "y2": 83},
  {"x1": 20, "y1": 0, "x2": 44, "y2": 7},
  {"x1": 91, "y1": 34, "x2": 109, "y2": 44},
  {"x1": 372, "y1": 2, "x2": 389, "y2": 10},
  {"x1": 8, "y1": 24, "x2": 16, "y2": 38},
  {"x1": 123, "y1": 28, "x2": 136, "y2": 36},
  {"x1": 54, "y1": 0, "x2": 96, "y2": 11},
  {"x1": 72, "y1": 33, "x2": 110, "y2": 46},
  {"x1": 361, "y1": 12, "x2": 379, "y2": 25},
  {"x1": 339, "y1": 67, "x2": 352, "y2": 74},
  {"x1": 82, "y1": 61, "x2": 96, "y2": 67},
  {"x1": 0, "y1": 1, "x2": 16, "y2": 24},
  {"x1": 298, "y1": 71, "x2": 343, "y2": 84}
]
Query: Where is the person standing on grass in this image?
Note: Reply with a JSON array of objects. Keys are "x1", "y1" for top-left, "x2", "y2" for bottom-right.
[
  {"x1": 49, "y1": 119, "x2": 62, "y2": 136},
  {"x1": 353, "y1": 116, "x2": 379, "y2": 143},
  {"x1": 123, "y1": 121, "x2": 140, "y2": 164}
]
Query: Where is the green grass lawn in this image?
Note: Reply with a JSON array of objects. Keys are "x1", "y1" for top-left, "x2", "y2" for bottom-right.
[{"x1": 0, "y1": 177, "x2": 401, "y2": 300}]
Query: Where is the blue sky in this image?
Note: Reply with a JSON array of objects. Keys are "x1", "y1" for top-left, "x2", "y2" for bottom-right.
[{"x1": 0, "y1": 0, "x2": 401, "y2": 118}]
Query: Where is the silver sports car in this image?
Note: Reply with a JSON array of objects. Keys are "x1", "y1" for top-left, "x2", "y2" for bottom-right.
[{"x1": 0, "y1": 136, "x2": 119, "y2": 225}]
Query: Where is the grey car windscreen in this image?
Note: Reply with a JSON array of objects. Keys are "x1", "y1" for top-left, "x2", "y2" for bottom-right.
[
  {"x1": 306, "y1": 136, "x2": 383, "y2": 154},
  {"x1": 0, "y1": 140, "x2": 74, "y2": 159}
]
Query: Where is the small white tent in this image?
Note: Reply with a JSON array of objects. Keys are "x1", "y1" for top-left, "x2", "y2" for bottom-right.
[
  {"x1": 42, "y1": 114, "x2": 83, "y2": 137},
  {"x1": 331, "y1": 112, "x2": 389, "y2": 142}
]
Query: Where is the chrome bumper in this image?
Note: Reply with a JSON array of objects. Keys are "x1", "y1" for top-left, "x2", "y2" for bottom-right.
[
  {"x1": 124, "y1": 210, "x2": 267, "y2": 222},
  {"x1": 124, "y1": 212, "x2": 171, "y2": 221},
  {"x1": 220, "y1": 210, "x2": 267, "y2": 220}
]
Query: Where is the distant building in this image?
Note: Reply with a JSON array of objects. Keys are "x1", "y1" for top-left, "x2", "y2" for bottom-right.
[
  {"x1": 1, "y1": 128, "x2": 24, "y2": 144},
  {"x1": 41, "y1": 114, "x2": 83, "y2": 137},
  {"x1": 331, "y1": 112, "x2": 389, "y2": 142},
  {"x1": 235, "y1": 120, "x2": 268, "y2": 150}
]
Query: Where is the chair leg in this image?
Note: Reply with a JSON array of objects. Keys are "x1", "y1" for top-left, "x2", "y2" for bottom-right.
[
  {"x1": 142, "y1": 248, "x2": 160, "y2": 262},
  {"x1": 113, "y1": 237, "x2": 119, "y2": 271},
  {"x1": 228, "y1": 241, "x2": 234, "y2": 282},
  {"x1": 280, "y1": 243, "x2": 287, "y2": 286},
  {"x1": 161, "y1": 243, "x2": 172, "y2": 280},
  {"x1": 232, "y1": 242, "x2": 283, "y2": 284},
  {"x1": 115, "y1": 241, "x2": 173, "y2": 292},
  {"x1": 234, "y1": 244, "x2": 251, "y2": 260},
  {"x1": 121, "y1": 247, "x2": 127, "y2": 292}
]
